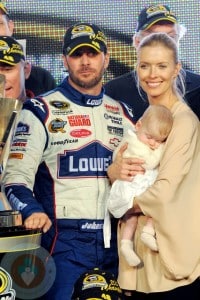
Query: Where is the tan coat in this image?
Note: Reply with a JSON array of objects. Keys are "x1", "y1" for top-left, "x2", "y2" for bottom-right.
[{"x1": 118, "y1": 101, "x2": 200, "y2": 292}]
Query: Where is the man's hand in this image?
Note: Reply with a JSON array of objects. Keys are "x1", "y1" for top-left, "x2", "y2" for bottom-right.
[
  {"x1": 107, "y1": 143, "x2": 145, "y2": 183},
  {"x1": 24, "y1": 212, "x2": 52, "y2": 233}
]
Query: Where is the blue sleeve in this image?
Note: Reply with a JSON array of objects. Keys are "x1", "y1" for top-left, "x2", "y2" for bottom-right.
[{"x1": 5, "y1": 184, "x2": 45, "y2": 221}]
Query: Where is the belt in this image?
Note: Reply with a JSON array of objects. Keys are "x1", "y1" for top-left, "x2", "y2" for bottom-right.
[{"x1": 56, "y1": 218, "x2": 118, "y2": 232}]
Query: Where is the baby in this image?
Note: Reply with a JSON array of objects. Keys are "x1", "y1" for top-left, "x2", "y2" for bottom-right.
[{"x1": 107, "y1": 104, "x2": 173, "y2": 266}]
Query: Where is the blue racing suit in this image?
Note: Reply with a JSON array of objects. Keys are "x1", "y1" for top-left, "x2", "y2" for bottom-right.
[{"x1": 2, "y1": 77, "x2": 135, "y2": 299}]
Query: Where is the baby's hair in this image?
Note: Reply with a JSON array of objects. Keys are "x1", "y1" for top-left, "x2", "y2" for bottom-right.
[{"x1": 140, "y1": 105, "x2": 173, "y2": 140}]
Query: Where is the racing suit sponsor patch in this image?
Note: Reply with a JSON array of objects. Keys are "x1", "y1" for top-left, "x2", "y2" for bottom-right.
[
  {"x1": 58, "y1": 142, "x2": 112, "y2": 178},
  {"x1": 48, "y1": 118, "x2": 67, "y2": 133},
  {"x1": 67, "y1": 115, "x2": 91, "y2": 126},
  {"x1": 70, "y1": 129, "x2": 91, "y2": 138},
  {"x1": 8, "y1": 153, "x2": 24, "y2": 159},
  {"x1": 79, "y1": 220, "x2": 104, "y2": 231}
]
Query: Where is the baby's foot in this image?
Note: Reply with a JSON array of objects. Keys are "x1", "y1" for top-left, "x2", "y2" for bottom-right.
[
  {"x1": 141, "y1": 225, "x2": 158, "y2": 251},
  {"x1": 120, "y1": 239, "x2": 141, "y2": 266}
]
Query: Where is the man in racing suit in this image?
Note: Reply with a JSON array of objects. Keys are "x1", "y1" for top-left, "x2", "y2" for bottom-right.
[{"x1": 2, "y1": 23, "x2": 135, "y2": 299}]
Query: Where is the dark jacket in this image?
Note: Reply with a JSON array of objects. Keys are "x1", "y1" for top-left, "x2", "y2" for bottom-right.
[{"x1": 25, "y1": 65, "x2": 57, "y2": 96}]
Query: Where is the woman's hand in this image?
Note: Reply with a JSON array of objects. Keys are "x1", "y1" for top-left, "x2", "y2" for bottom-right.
[{"x1": 107, "y1": 143, "x2": 145, "y2": 184}]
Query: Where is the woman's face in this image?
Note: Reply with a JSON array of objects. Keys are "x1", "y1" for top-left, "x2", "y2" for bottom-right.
[{"x1": 136, "y1": 44, "x2": 180, "y2": 102}]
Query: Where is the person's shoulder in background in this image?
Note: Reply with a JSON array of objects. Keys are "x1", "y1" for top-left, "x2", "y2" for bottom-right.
[
  {"x1": 25, "y1": 64, "x2": 57, "y2": 96},
  {"x1": 185, "y1": 68, "x2": 200, "y2": 92},
  {"x1": 184, "y1": 69, "x2": 200, "y2": 120},
  {"x1": 104, "y1": 71, "x2": 149, "y2": 122},
  {"x1": 104, "y1": 71, "x2": 135, "y2": 99}
]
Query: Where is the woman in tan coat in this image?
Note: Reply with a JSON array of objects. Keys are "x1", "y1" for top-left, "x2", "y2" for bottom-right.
[{"x1": 108, "y1": 32, "x2": 200, "y2": 299}]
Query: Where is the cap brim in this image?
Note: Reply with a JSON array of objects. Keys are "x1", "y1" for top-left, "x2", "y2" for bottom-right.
[
  {"x1": 73, "y1": 288, "x2": 122, "y2": 300},
  {"x1": 77, "y1": 293, "x2": 121, "y2": 300},
  {"x1": 68, "y1": 43, "x2": 101, "y2": 56},
  {"x1": 0, "y1": 59, "x2": 19, "y2": 66},
  {"x1": 142, "y1": 16, "x2": 177, "y2": 31},
  {"x1": 0, "y1": 4, "x2": 9, "y2": 15}
]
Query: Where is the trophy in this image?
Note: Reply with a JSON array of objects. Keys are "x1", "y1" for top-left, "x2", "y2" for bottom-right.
[{"x1": 0, "y1": 74, "x2": 42, "y2": 253}]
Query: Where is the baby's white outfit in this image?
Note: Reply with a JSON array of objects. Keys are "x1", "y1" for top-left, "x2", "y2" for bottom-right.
[{"x1": 104, "y1": 128, "x2": 164, "y2": 248}]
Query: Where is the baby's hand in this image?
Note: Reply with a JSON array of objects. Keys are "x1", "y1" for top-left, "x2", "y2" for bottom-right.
[{"x1": 108, "y1": 143, "x2": 145, "y2": 183}]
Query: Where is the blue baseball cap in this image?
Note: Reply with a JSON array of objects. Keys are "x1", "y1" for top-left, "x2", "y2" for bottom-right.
[{"x1": 136, "y1": 4, "x2": 177, "y2": 32}]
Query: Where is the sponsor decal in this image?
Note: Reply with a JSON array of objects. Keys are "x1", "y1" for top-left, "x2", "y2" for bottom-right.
[
  {"x1": 67, "y1": 115, "x2": 91, "y2": 126},
  {"x1": 86, "y1": 98, "x2": 102, "y2": 106},
  {"x1": 51, "y1": 138, "x2": 78, "y2": 145},
  {"x1": 11, "y1": 141, "x2": 27, "y2": 148},
  {"x1": 58, "y1": 142, "x2": 112, "y2": 178},
  {"x1": 15, "y1": 123, "x2": 29, "y2": 135},
  {"x1": 80, "y1": 221, "x2": 104, "y2": 231},
  {"x1": 67, "y1": 155, "x2": 111, "y2": 174},
  {"x1": 6, "y1": 188, "x2": 27, "y2": 211},
  {"x1": 70, "y1": 129, "x2": 91, "y2": 138},
  {"x1": 52, "y1": 109, "x2": 73, "y2": 116},
  {"x1": 146, "y1": 5, "x2": 176, "y2": 21},
  {"x1": 104, "y1": 113, "x2": 122, "y2": 125},
  {"x1": 0, "y1": 267, "x2": 16, "y2": 299},
  {"x1": 109, "y1": 137, "x2": 121, "y2": 147},
  {"x1": 70, "y1": 24, "x2": 107, "y2": 46},
  {"x1": 11, "y1": 138, "x2": 27, "y2": 151},
  {"x1": 30, "y1": 99, "x2": 45, "y2": 113},
  {"x1": 49, "y1": 100, "x2": 70, "y2": 109},
  {"x1": 8, "y1": 153, "x2": 23, "y2": 159},
  {"x1": 48, "y1": 118, "x2": 67, "y2": 133},
  {"x1": 104, "y1": 103, "x2": 120, "y2": 114},
  {"x1": 107, "y1": 126, "x2": 123, "y2": 137}
]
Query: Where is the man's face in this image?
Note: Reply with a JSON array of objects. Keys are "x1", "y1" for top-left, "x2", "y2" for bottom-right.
[
  {"x1": 0, "y1": 13, "x2": 14, "y2": 36},
  {"x1": 141, "y1": 23, "x2": 178, "y2": 40},
  {"x1": 135, "y1": 23, "x2": 179, "y2": 49},
  {"x1": 0, "y1": 62, "x2": 26, "y2": 100},
  {"x1": 63, "y1": 46, "x2": 109, "y2": 93}
]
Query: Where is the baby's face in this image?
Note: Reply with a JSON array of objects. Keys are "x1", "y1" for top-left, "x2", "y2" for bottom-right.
[{"x1": 137, "y1": 128, "x2": 165, "y2": 150}]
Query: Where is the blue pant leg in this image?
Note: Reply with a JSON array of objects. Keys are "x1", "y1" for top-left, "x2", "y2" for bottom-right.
[{"x1": 42, "y1": 219, "x2": 118, "y2": 300}]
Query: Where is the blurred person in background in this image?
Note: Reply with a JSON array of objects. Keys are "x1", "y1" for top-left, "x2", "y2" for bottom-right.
[
  {"x1": 0, "y1": 35, "x2": 29, "y2": 208},
  {"x1": 0, "y1": 2, "x2": 57, "y2": 96},
  {"x1": 105, "y1": 4, "x2": 200, "y2": 121}
]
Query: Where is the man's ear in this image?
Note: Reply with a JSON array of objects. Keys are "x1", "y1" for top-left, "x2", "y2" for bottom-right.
[
  {"x1": 133, "y1": 34, "x2": 140, "y2": 50},
  {"x1": 62, "y1": 54, "x2": 68, "y2": 71},
  {"x1": 8, "y1": 20, "x2": 14, "y2": 35},
  {"x1": 104, "y1": 52, "x2": 110, "y2": 70},
  {"x1": 24, "y1": 61, "x2": 32, "y2": 79}
]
